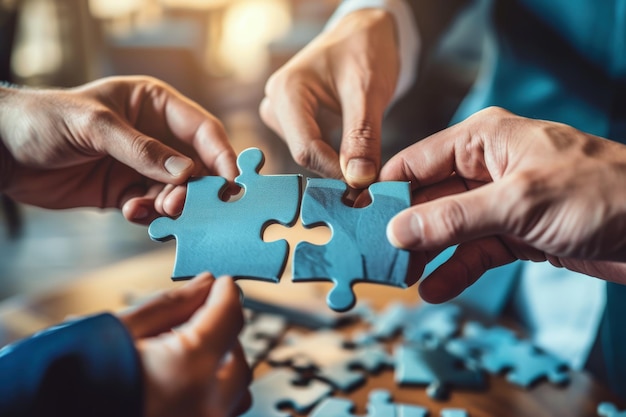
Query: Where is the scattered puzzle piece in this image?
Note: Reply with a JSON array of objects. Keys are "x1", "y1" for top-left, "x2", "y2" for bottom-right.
[
  {"x1": 293, "y1": 179, "x2": 411, "y2": 312},
  {"x1": 268, "y1": 330, "x2": 392, "y2": 391},
  {"x1": 239, "y1": 368, "x2": 332, "y2": 417},
  {"x1": 446, "y1": 322, "x2": 569, "y2": 387},
  {"x1": 394, "y1": 343, "x2": 485, "y2": 400},
  {"x1": 240, "y1": 311, "x2": 286, "y2": 367},
  {"x1": 149, "y1": 147, "x2": 301, "y2": 281},
  {"x1": 309, "y1": 389, "x2": 428, "y2": 417},
  {"x1": 356, "y1": 302, "x2": 461, "y2": 348},
  {"x1": 598, "y1": 402, "x2": 626, "y2": 417},
  {"x1": 440, "y1": 409, "x2": 470, "y2": 417}
]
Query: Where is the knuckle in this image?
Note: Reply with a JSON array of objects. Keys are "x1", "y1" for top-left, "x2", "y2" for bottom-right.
[
  {"x1": 436, "y1": 199, "x2": 469, "y2": 241},
  {"x1": 130, "y1": 135, "x2": 161, "y2": 161}
]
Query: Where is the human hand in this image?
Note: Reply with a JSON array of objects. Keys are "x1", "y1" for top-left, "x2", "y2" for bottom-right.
[
  {"x1": 119, "y1": 273, "x2": 251, "y2": 417},
  {"x1": 0, "y1": 76, "x2": 238, "y2": 224},
  {"x1": 381, "y1": 107, "x2": 626, "y2": 302},
  {"x1": 260, "y1": 9, "x2": 399, "y2": 188}
]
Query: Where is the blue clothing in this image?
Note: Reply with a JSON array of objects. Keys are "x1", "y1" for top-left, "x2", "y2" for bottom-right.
[{"x1": 0, "y1": 313, "x2": 143, "y2": 417}]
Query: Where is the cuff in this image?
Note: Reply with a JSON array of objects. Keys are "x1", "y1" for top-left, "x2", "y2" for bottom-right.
[{"x1": 324, "y1": 0, "x2": 420, "y2": 104}]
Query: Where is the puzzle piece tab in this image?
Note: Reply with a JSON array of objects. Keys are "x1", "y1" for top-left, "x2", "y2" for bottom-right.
[
  {"x1": 149, "y1": 147, "x2": 301, "y2": 281},
  {"x1": 239, "y1": 368, "x2": 332, "y2": 417},
  {"x1": 293, "y1": 179, "x2": 411, "y2": 311}
]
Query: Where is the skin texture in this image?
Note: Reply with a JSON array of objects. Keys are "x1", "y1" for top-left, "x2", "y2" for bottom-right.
[
  {"x1": 0, "y1": 76, "x2": 238, "y2": 224},
  {"x1": 119, "y1": 273, "x2": 252, "y2": 417},
  {"x1": 381, "y1": 107, "x2": 626, "y2": 303},
  {"x1": 260, "y1": 8, "x2": 399, "y2": 189}
]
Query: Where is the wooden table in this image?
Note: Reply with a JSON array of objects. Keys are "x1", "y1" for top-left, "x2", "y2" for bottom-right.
[{"x1": 0, "y1": 223, "x2": 623, "y2": 417}]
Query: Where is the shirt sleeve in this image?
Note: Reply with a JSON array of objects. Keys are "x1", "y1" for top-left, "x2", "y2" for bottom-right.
[
  {"x1": 324, "y1": 0, "x2": 421, "y2": 104},
  {"x1": 0, "y1": 313, "x2": 143, "y2": 417}
]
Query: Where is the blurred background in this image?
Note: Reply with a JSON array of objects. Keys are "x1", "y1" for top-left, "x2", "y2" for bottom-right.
[{"x1": 0, "y1": 0, "x2": 483, "y2": 303}]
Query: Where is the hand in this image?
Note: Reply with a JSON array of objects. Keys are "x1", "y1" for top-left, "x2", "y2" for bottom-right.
[
  {"x1": 260, "y1": 9, "x2": 399, "y2": 188},
  {"x1": 0, "y1": 76, "x2": 238, "y2": 224},
  {"x1": 119, "y1": 273, "x2": 251, "y2": 417},
  {"x1": 381, "y1": 107, "x2": 626, "y2": 302}
]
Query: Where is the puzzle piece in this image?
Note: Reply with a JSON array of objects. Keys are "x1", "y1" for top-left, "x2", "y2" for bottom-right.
[
  {"x1": 293, "y1": 179, "x2": 411, "y2": 311},
  {"x1": 239, "y1": 368, "x2": 332, "y2": 417},
  {"x1": 356, "y1": 302, "x2": 461, "y2": 348},
  {"x1": 310, "y1": 389, "x2": 468, "y2": 417},
  {"x1": 149, "y1": 147, "x2": 301, "y2": 281},
  {"x1": 309, "y1": 389, "x2": 427, "y2": 417},
  {"x1": 240, "y1": 311, "x2": 286, "y2": 367},
  {"x1": 394, "y1": 343, "x2": 486, "y2": 400},
  {"x1": 268, "y1": 330, "x2": 392, "y2": 391},
  {"x1": 446, "y1": 322, "x2": 569, "y2": 387},
  {"x1": 598, "y1": 402, "x2": 626, "y2": 417}
]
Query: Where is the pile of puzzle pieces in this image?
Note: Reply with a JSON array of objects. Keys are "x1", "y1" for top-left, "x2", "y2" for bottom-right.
[
  {"x1": 233, "y1": 296, "x2": 573, "y2": 417},
  {"x1": 149, "y1": 147, "x2": 411, "y2": 312}
]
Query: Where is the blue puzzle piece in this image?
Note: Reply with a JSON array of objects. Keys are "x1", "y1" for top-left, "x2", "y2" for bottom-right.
[
  {"x1": 440, "y1": 409, "x2": 469, "y2": 417},
  {"x1": 395, "y1": 344, "x2": 486, "y2": 400},
  {"x1": 598, "y1": 402, "x2": 626, "y2": 417},
  {"x1": 293, "y1": 179, "x2": 411, "y2": 311},
  {"x1": 149, "y1": 147, "x2": 301, "y2": 281},
  {"x1": 309, "y1": 389, "x2": 428, "y2": 417},
  {"x1": 239, "y1": 368, "x2": 332, "y2": 417}
]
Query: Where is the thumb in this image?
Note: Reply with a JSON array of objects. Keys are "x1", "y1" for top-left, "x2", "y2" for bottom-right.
[
  {"x1": 387, "y1": 182, "x2": 510, "y2": 250},
  {"x1": 103, "y1": 117, "x2": 195, "y2": 184},
  {"x1": 339, "y1": 92, "x2": 384, "y2": 189}
]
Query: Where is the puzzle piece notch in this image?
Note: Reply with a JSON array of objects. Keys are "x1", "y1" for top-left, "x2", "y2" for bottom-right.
[
  {"x1": 268, "y1": 330, "x2": 392, "y2": 391},
  {"x1": 446, "y1": 322, "x2": 569, "y2": 387},
  {"x1": 293, "y1": 178, "x2": 411, "y2": 312},
  {"x1": 598, "y1": 402, "x2": 626, "y2": 417},
  {"x1": 239, "y1": 368, "x2": 332, "y2": 417},
  {"x1": 149, "y1": 147, "x2": 302, "y2": 281},
  {"x1": 394, "y1": 343, "x2": 486, "y2": 400}
]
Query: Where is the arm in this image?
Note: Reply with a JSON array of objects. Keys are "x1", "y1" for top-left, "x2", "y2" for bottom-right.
[
  {"x1": 261, "y1": 0, "x2": 471, "y2": 189},
  {"x1": 0, "y1": 274, "x2": 251, "y2": 417},
  {"x1": 381, "y1": 107, "x2": 626, "y2": 302}
]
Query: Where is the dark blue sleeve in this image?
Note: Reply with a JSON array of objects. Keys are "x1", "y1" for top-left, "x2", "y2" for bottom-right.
[{"x1": 0, "y1": 313, "x2": 143, "y2": 417}]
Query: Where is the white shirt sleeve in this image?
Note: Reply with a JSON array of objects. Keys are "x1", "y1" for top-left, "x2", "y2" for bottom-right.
[{"x1": 324, "y1": 0, "x2": 420, "y2": 104}]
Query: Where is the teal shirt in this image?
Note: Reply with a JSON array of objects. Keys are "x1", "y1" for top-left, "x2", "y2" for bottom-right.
[{"x1": 455, "y1": 0, "x2": 626, "y2": 142}]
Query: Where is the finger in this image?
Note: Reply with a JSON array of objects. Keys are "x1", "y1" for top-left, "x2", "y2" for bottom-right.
[
  {"x1": 419, "y1": 237, "x2": 516, "y2": 303},
  {"x1": 338, "y1": 86, "x2": 385, "y2": 189},
  {"x1": 214, "y1": 343, "x2": 252, "y2": 417},
  {"x1": 122, "y1": 183, "x2": 163, "y2": 224},
  {"x1": 100, "y1": 116, "x2": 196, "y2": 184},
  {"x1": 387, "y1": 181, "x2": 511, "y2": 251},
  {"x1": 162, "y1": 184, "x2": 188, "y2": 217},
  {"x1": 270, "y1": 80, "x2": 343, "y2": 179},
  {"x1": 179, "y1": 276, "x2": 244, "y2": 358},
  {"x1": 119, "y1": 272, "x2": 216, "y2": 338},
  {"x1": 259, "y1": 97, "x2": 284, "y2": 138}
]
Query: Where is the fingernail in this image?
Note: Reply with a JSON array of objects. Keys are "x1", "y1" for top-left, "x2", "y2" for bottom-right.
[
  {"x1": 387, "y1": 212, "x2": 421, "y2": 248},
  {"x1": 165, "y1": 156, "x2": 193, "y2": 177},
  {"x1": 346, "y1": 159, "x2": 376, "y2": 186}
]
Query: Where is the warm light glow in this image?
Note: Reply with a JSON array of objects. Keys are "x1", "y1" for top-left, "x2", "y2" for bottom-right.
[
  {"x1": 159, "y1": 0, "x2": 231, "y2": 9},
  {"x1": 88, "y1": 0, "x2": 145, "y2": 19},
  {"x1": 218, "y1": 0, "x2": 292, "y2": 81},
  {"x1": 11, "y1": 0, "x2": 62, "y2": 78}
]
